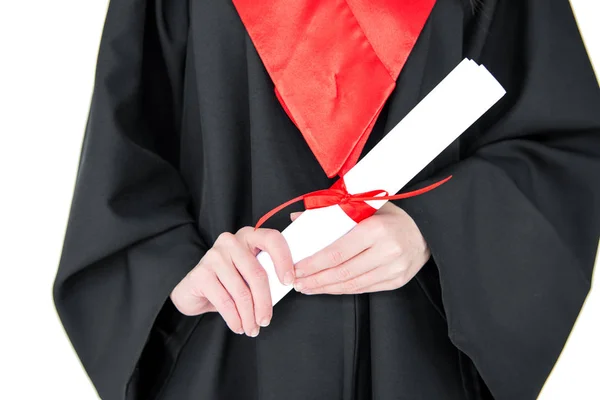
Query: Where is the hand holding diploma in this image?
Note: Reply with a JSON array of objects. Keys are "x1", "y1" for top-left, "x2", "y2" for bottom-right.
[
  {"x1": 170, "y1": 203, "x2": 429, "y2": 336},
  {"x1": 170, "y1": 228, "x2": 293, "y2": 337},
  {"x1": 291, "y1": 202, "x2": 430, "y2": 295}
]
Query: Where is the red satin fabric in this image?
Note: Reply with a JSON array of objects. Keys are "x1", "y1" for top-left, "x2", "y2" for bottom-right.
[
  {"x1": 232, "y1": 0, "x2": 437, "y2": 178},
  {"x1": 254, "y1": 176, "x2": 452, "y2": 229}
]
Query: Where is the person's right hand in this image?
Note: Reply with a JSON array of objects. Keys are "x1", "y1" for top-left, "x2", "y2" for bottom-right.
[{"x1": 170, "y1": 227, "x2": 294, "y2": 337}]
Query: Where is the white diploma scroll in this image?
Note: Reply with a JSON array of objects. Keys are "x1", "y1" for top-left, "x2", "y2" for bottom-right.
[{"x1": 258, "y1": 59, "x2": 506, "y2": 305}]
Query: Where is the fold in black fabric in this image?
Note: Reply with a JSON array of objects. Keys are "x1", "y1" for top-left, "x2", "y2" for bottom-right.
[
  {"x1": 54, "y1": 0, "x2": 600, "y2": 399},
  {"x1": 396, "y1": 2, "x2": 600, "y2": 398},
  {"x1": 54, "y1": 1, "x2": 207, "y2": 399}
]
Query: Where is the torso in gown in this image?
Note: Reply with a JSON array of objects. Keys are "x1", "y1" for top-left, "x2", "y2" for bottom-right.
[{"x1": 151, "y1": 1, "x2": 487, "y2": 398}]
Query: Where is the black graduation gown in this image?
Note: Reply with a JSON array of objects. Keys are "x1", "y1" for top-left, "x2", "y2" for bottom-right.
[{"x1": 53, "y1": 0, "x2": 600, "y2": 399}]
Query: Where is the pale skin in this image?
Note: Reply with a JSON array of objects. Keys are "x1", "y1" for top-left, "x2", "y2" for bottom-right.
[{"x1": 170, "y1": 202, "x2": 430, "y2": 337}]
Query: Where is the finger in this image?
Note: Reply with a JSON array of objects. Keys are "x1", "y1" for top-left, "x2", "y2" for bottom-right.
[
  {"x1": 192, "y1": 268, "x2": 245, "y2": 334},
  {"x1": 227, "y1": 237, "x2": 273, "y2": 328},
  {"x1": 237, "y1": 227, "x2": 295, "y2": 286},
  {"x1": 300, "y1": 265, "x2": 393, "y2": 295},
  {"x1": 293, "y1": 248, "x2": 377, "y2": 292},
  {"x1": 290, "y1": 212, "x2": 303, "y2": 221},
  {"x1": 353, "y1": 279, "x2": 402, "y2": 294},
  {"x1": 212, "y1": 242, "x2": 260, "y2": 337},
  {"x1": 294, "y1": 224, "x2": 372, "y2": 278}
]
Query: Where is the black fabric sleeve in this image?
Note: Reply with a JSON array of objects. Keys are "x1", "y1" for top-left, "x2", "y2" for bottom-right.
[
  {"x1": 398, "y1": 1, "x2": 600, "y2": 399},
  {"x1": 53, "y1": 1, "x2": 206, "y2": 399}
]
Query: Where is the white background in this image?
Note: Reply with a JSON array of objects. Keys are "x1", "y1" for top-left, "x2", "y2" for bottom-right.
[{"x1": 0, "y1": 1, "x2": 598, "y2": 399}]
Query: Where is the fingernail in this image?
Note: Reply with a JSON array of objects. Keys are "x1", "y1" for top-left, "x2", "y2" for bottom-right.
[
  {"x1": 295, "y1": 269, "x2": 305, "y2": 278},
  {"x1": 249, "y1": 327, "x2": 260, "y2": 337},
  {"x1": 259, "y1": 318, "x2": 270, "y2": 327},
  {"x1": 284, "y1": 271, "x2": 294, "y2": 285},
  {"x1": 235, "y1": 329, "x2": 244, "y2": 335},
  {"x1": 294, "y1": 281, "x2": 304, "y2": 291}
]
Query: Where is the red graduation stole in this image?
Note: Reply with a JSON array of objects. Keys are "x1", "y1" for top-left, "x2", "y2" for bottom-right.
[
  {"x1": 232, "y1": 0, "x2": 445, "y2": 227},
  {"x1": 232, "y1": 0, "x2": 437, "y2": 178}
]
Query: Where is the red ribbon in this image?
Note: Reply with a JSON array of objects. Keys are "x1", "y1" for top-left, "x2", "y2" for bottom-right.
[{"x1": 255, "y1": 176, "x2": 451, "y2": 229}]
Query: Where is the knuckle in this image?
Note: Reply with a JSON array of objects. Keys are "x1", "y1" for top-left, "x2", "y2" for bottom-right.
[
  {"x1": 301, "y1": 261, "x2": 315, "y2": 274},
  {"x1": 394, "y1": 278, "x2": 407, "y2": 289},
  {"x1": 372, "y1": 218, "x2": 388, "y2": 236},
  {"x1": 251, "y1": 267, "x2": 268, "y2": 282},
  {"x1": 336, "y1": 266, "x2": 351, "y2": 282},
  {"x1": 200, "y1": 253, "x2": 228, "y2": 275},
  {"x1": 309, "y1": 276, "x2": 321, "y2": 288},
  {"x1": 262, "y1": 228, "x2": 283, "y2": 244},
  {"x1": 236, "y1": 226, "x2": 253, "y2": 236},
  {"x1": 220, "y1": 296, "x2": 236, "y2": 311},
  {"x1": 199, "y1": 250, "x2": 215, "y2": 265},
  {"x1": 217, "y1": 232, "x2": 236, "y2": 247},
  {"x1": 201, "y1": 249, "x2": 222, "y2": 267},
  {"x1": 395, "y1": 270, "x2": 409, "y2": 287},
  {"x1": 343, "y1": 279, "x2": 358, "y2": 292},
  {"x1": 328, "y1": 249, "x2": 345, "y2": 266},
  {"x1": 391, "y1": 263, "x2": 404, "y2": 279},
  {"x1": 235, "y1": 287, "x2": 253, "y2": 303},
  {"x1": 389, "y1": 241, "x2": 404, "y2": 257}
]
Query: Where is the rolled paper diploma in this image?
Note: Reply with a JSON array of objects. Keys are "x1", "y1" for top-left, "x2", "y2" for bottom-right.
[{"x1": 258, "y1": 59, "x2": 507, "y2": 305}]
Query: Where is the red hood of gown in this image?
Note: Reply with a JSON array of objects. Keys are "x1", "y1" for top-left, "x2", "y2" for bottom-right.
[{"x1": 232, "y1": 0, "x2": 437, "y2": 178}]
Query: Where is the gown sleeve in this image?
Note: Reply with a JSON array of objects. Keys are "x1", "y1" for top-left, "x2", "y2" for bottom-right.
[
  {"x1": 53, "y1": 1, "x2": 207, "y2": 399},
  {"x1": 399, "y1": 1, "x2": 600, "y2": 398}
]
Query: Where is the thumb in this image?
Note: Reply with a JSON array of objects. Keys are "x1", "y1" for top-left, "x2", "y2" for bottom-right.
[{"x1": 170, "y1": 274, "x2": 212, "y2": 316}]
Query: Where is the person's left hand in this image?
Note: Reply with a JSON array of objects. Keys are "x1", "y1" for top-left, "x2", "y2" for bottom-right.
[{"x1": 291, "y1": 202, "x2": 430, "y2": 295}]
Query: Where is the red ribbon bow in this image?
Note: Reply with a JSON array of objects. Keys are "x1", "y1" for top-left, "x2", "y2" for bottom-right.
[{"x1": 255, "y1": 176, "x2": 452, "y2": 229}]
